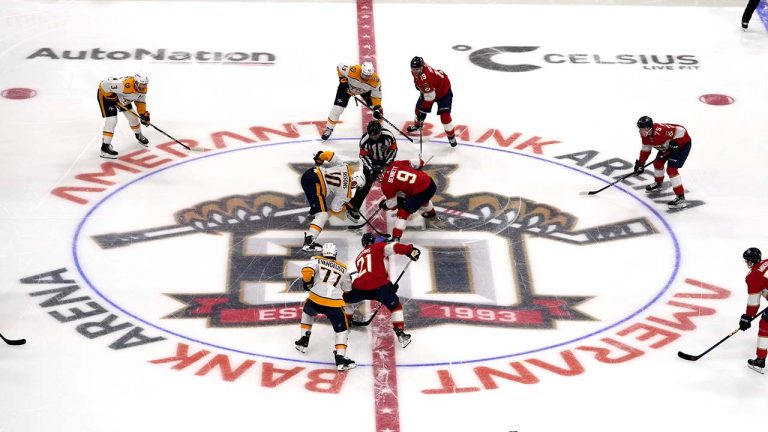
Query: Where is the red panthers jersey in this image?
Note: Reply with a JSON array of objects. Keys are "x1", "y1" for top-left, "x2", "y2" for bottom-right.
[
  {"x1": 745, "y1": 258, "x2": 768, "y2": 316},
  {"x1": 353, "y1": 242, "x2": 414, "y2": 290},
  {"x1": 380, "y1": 160, "x2": 432, "y2": 199},
  {"x1": 413, "y1": 64, "x2": 451, "y2": 104},
  {"x1": 641, "y1": 123, "x2": 691, "y2": 148}
]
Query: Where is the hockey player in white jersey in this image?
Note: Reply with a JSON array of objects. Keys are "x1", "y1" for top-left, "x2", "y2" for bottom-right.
[
  {"x1": 300, "y1": 150, "x2": 366, "y2": 251},
  {"x1": 321, "y1": 62, "x2": 383, "y2": 140},
  {"x1": 96, "y1": 72, "x2": 151, "y2": 158},
  {"x1": 294, "y1": 243, "x2": 356, "y2": 371}
]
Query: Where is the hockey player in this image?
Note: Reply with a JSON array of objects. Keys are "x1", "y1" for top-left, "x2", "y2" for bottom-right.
[
  {"x1": 739, "y1": 247, "x2": 768, "y2": 374},
  {"x1": 406, "y1": 56, "x2": 457, "y2": 147},
  {"x1": 301, "y1": 150, "x2": 366, "y2": 251},
  {"x1": 294, "y1": 243, "x2": 356, "y2": 371},
  {"x1": 632, "y1": 116, "x2": 693, "y2": 208},
  {"x1": 378, "y1": 157, "x2": 436, "y2": 241},
  {"x1": 321, "y1": 62, "x2": 383, "y2": 141},
  {"x1": 347, "y1": 120, "x2": 398, "y2": 219},
  {"x1": 97, "y1": 72, "x2": 151, "y2": 159},
  {"x1": 344, "y1": 233, "x2": 420, "y2": 348}
]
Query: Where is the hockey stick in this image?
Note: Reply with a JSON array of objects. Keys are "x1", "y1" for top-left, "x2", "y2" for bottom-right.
[
  {"x1": 116, "y1": 102, "x2": 206, "y2": 152},
  {"x1": 580, "y1": 158, "x2": 660, "y2": 196},
  {"x1": 346, "y1": 207, "x2": 390, "y2": 238},
  {"x1": 353, "y1": 96, "x2": 414, "y2": 143},
  {"x1": 0, "y1": 332, "x2": 27, "y2": 346},
  {"x1": 677, "y1": 304, "x2": 768, "y2": 361},
  {"x1": 351, "y1": 260, "x2": 413, "y2": 326},
  {"x1": 347, "y1": 206, "x2": 382, "y2": 230}
]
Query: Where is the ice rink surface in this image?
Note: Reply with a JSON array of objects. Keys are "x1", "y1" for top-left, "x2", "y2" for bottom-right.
[{"x1": 1, "y1": 1, "x2": 767, "y2": 431}]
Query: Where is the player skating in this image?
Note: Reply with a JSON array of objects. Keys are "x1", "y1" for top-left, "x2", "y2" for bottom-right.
[
  {"x1": 739, "y1": 247, "x2": 768, "y2": 374},
  {"x1": 633, "y1": 116, "x2": 693, "y2": 208},
  {"x1": 406, "y1": 56, "x2": 458, "y2": 147},
  {"x1": 97, "y1": 72, "x2": 150, "y2": 158},
  {"x1": 344, "y1": 233, "x2": 420, "y2": 348},
  {"x1": 301, "y1": 150, "x2": 366, "y2": 251},
  {"x1": 378, "y1": 157, "x2": 437, "y2": 241},
  {"x1": 321, "y1": 62, "x2": 383, "y2": 141},
  {"x1": 294, "y1": 243, "x2": 356, "y2": 371}
]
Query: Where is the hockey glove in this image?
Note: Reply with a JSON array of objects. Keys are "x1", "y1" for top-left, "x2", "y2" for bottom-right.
[
  {"x1": 658, "y1": 150, "x2": 671, "y2": 161},
  {"x1": 378, "y1": 199, "x2": 390, "y2": 211},
  {"x1": 407, "y1": 247, "x2": 421, "y2": 262},
  {"x1": 313, "y1": 151, "x2": 324, "y2": 166},
  {"x1": 391, "y1": 283, "x2": 399, "y2": 293},
  {"x1": 372, "y1": 105, "x2": 384, "y2": 120},
  {"x1": 370, "y1": 165, "x2": 384, "y2": 181},
  {"x1": 139, "y1": 111, "x2": 151, "y2": 126},
  {"x1": 739, "y1": 314, "x2": 752, "y2": 331},
  {"x1": 633, "y1": 159, "x2": 645, "y2": 175}
]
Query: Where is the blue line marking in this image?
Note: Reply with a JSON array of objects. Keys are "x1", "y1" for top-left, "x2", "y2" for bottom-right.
[{"x1": 73, "y1": 138, "x2": 680, "y2": 368}]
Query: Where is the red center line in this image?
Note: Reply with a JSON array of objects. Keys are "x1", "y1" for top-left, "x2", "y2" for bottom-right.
[{"x1": 356, "y1": 1, "x2": 402, "y2": 432}]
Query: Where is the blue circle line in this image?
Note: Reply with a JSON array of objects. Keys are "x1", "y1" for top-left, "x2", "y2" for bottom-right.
[{"x1": 72, "y1": 137, "x2": 680, "y2": 368}]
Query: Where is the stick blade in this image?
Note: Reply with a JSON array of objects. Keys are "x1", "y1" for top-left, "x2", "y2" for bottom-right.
[
  {"x1": 3, "y1": 338, "x2": 26, "y2": 346},
  {"x1": 579, "y1": 191, "x2": 598, "y2": 196},
  {"x1": 677, "y1": 351, "x2": 700, "y2": 361}
]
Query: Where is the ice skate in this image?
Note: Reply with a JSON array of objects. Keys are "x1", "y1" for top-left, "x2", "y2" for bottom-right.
[
  {"x1": 421, "y1": 209, "x2": 437, "y2": 219},
  {"x1": 135, "y1": 133, "x2": 149, "y2": 148},
  {"x1": 747, "y1": 357, "x2": 765, "y2": 374},
  {"x1": 644, "y1": 182, "x2": 662, "y2": 193},
  {"x1": 294, "y1": 331, "x2": 310, "y2": 353},
  {"x1": 667, "y1": 195, "x2": 688, "y2": 209},
  {"x1": 448, "y1": 136, "x2": 458, "y2": 147},
  {"x1": 394, "y1": 327, "x2": 412, "y2": 348},
  {"x1": 100, "y1": 143, "x2": 118, "y2": 159},
  {"x1": 302, "y1": 233, "x2": 322, "y2": 252},
  {"x1": 346, "y1": 205, "x2": 361, "y2": 222},
  {"x1": 334, "y1": 350, "x2": 356, "y2": 371},
  {"x1": 406, "y1": 123, "x2": 422, "y2": 133},
  {"x1": 321, "y1": 127, "x2": 333, "y2": 141}
]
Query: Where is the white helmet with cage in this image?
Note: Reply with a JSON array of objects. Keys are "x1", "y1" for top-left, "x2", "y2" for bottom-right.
[
  {"x1": 134, "y1": 72, "x2": 149, "y2": 89},
  {"x1": 361, "y1": 62, "x2": 374, "y2": 79},
  {"x1": 321, "y1": 242, "x2": 338, "y2": 259},
  {"x1": 352, "y1": 171, "x2": 366, "y2": 189}
]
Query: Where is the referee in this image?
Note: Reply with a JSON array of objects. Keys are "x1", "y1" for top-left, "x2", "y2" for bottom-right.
[{"x1": 348, "y1": 120, "x2": 397, "y2": 219}]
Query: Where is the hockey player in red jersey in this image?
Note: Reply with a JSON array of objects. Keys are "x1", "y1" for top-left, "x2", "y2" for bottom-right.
[
  {"x1": 406, "y1": 56, "x2": 458, "y2": 147},
  {"x1": 633, "y1": 116, "x2": 693, "y2": 209},
  {"x1": 344, "y1": 233, "x2": 420, "y2": 348},
  {"x1": 378, "y1": 157, "x2": 437, "y2": 241},
  {"x1": 739, "y1": 247, "x2": 768, "y2": 374}
]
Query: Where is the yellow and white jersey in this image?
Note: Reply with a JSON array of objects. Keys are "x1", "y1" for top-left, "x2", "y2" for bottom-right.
[
  {"x1": 314, "y1": 151, "x2": 355, "y2": 212},
  {"x1": 337, "y1": 63, "x2": 382, "y2": 100},
  {"x1": 301, "y1": 256, "x2": 352, "y2": 308},
  {"x1": 99, "y1": 76, "x2": 147, "y2": 110}
]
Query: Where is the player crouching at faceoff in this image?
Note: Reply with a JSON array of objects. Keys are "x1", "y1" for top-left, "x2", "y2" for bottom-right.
[
  {"x1": 301, "y1": 150, "x2": 366, "y2": 251},
  {"x1": 344, "y1": 233, "x2": 421, "y2": 348},
  {"x1": 378, "y1": 157, "x2": 437, "y2": 241},
  {"x1": 739, "y1": 247, "x2": 768, "y2": 374},
  {"x1": 321, "y1": 62, "x2": 383, "y2": 141},
  {"x1": 633, "y1": 116, "x2": 693, "y2": 209},
  {"x1": 294, "y1": 243, "x2": 356, "y2": 371},
  {"x1": 97, "y1": 72, "x2": 151, "y2": 159},
  {"x1": 407, "y1": 56, "x2": 458, "y2": 147}
]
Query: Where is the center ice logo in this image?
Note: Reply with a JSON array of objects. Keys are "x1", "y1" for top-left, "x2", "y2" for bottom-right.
[{"x1": 90, "y1": 161, "x2": 658, "y2": 332}]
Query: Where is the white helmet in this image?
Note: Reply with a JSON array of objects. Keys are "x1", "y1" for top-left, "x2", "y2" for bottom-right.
[
  {"x1": 352, "y1": 171, "x2": 366, "y2": 189},
  {"x1": 134, "y1": 71, "x2": 149, "y2": 85},
  {"x1": 361, "y1": 62, "x2": 374, "y2": 79},
  {"x1": 321, "y1": 242, "x2": 337, "y2": 259}
]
